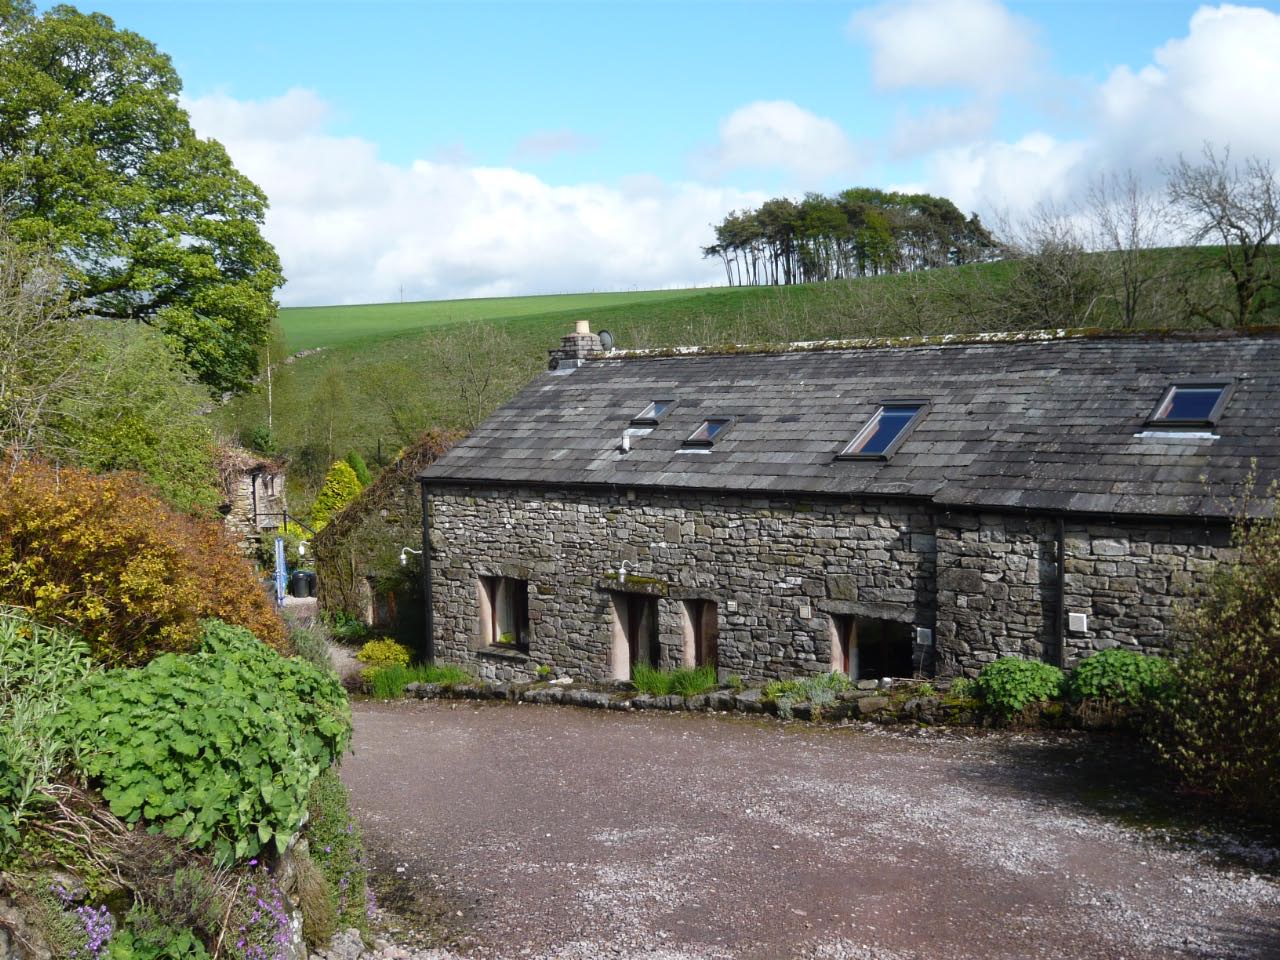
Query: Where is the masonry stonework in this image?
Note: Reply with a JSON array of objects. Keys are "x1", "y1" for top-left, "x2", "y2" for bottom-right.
[{"x1": 426, "y1": 483, "x2": 1234, "y2": 683}]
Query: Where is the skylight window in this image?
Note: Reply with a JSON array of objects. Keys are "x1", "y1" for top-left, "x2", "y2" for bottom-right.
[
  {"x1": 684, "y1": 418, "x2": 732, "y2": 446},
  {"x1": 1148, "y1": 382, "x2": 1232, "y2": 426},
  {"x1": 631, "y1": 399, "x2": 674, "y2": 425},
  {"x1": 838, "y1": 404, "x2": 925, "y2": 459}
]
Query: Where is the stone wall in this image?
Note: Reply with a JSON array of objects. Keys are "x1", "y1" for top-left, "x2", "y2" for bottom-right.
[
  {"x1": 933, "y1": 512, "x2": 1234, "y2": 676},
  {"x1": 428, "y1": 484, "x2": 936, "y2": 683},
  {"x1": 426, "y1": 484, "x2": 1235, "y2": 683}
]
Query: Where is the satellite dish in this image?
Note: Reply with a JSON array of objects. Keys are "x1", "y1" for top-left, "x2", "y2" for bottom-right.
[{"x1": 599, "y1": 329, "x2": 615, "y2": 351}]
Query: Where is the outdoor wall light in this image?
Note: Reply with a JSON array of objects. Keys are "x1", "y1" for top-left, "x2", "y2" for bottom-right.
[{"x1": 400, "y1": 547, "x2": 423, "y2": 566}]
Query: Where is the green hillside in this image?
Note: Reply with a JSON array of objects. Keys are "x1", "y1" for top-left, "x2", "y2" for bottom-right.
[
  {"x1": 219, "y1": 246, "x2": 1268, "y2": 501},
  {"x1": 279, "y1": 288, "x2": 726, "y2": 352}
]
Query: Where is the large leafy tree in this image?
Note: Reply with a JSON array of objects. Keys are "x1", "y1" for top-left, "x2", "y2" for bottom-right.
[{"x1": 0, "y1": 3, "x2": 283, "y2": 393}]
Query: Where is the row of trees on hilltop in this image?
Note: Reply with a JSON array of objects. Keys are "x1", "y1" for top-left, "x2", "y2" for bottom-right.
[{"x1": 702, "y1": 189, "x2": 998, "y2": 286}]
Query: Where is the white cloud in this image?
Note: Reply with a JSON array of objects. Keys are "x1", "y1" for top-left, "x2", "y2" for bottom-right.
[
  {"x1": 910, "y1": 4, "x2": 1280, "y2": 218},
  {"x1": 703, "y1": 100, "x2": 860, "y2": 180},
  {"x1": 849, "y1": 0, "x2": 1038, "y2": 93},
  {"x1": 1096, "y1": 4, "x2": 1280, "y2": 166},
  {"x1": 512, "y1": 129, "x2": 597, "y2": 161},
  {"x1": 185, "y1": 90, "x2": 763, "y2": 306},
  {"x1": 890, "y1": 102, "x2": 996, "y2": 157}
]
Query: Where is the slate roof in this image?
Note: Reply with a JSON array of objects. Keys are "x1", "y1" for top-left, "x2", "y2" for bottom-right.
[{"x1": 421, "y1": 330, "x2": 1280, "y2": 519}]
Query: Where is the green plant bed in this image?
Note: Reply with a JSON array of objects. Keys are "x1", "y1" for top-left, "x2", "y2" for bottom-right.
[
  {"x1": 367, "y1": 663, "x2": 473, "y2": 699},
  {"x1": 630, "y1": 663, "x2": 718, "y2": 697}
]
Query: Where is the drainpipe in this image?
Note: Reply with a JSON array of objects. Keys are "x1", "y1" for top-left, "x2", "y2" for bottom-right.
[
  {"x1": 1054, "y1": 515, "x2": 1067, "y2": 670},
  {"x1": 419, "y1": 480, "x2": 435, "y2": 665}
]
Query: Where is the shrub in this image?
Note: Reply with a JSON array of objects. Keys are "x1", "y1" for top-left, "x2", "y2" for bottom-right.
[
  {"x1": 1067, "y1": 648, "x2": 1172, "y2": 705},
  {"x1": 355, "y1": 638, "x2": 412, "y2": 672},
  {"x1": 60, "y1": 621, "x2": 352, "y2": 865},
  {"x1": 0, "y1": 607, "x2": 96, "y2": 855},
  {"x1": 1150, "y1": 502, "x2": 1280, "y2": 824},
  {"x1": 306, "y1": 768, "x2": 370, "y2": 939},
  {"x1": 344, "y1": 451, "x2": 372, "y2": 487},
  {"x1": 972, "y1": 658, "x2": 1065, "y2": 719},
  {"x1": 0, "y1": 461, "x2": 286, "y2": 665},
  {"x1": 312, "y1": 461, "x2": 364, "y2": 530},
  {"x1": 366, "y1": 663, "x2": 472, "y2": 699}
]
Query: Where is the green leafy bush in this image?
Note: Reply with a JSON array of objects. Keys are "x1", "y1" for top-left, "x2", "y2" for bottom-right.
[
  {"x1": 367, "y1": 663, "x2": 472, "y2": 699},
  {"x1": 61, "y1": 621, "x2": 351, "y2": 865},
  {"x1": 0, "y1": 607, "x2": 96, "y2": 855},
  {"x1": 973, "y1": 658, "x2": 1065, "y2": 719},
  {"x1": 1067, "y1": 648, "x2": 1172, "y2": 705},
  {"x1": 312, "y1": 461, "x2": 364, "y2": 530},
  {"x1": 355, "y1": 638, "x2": 412, "y2": 673},
  {"x1": 631, "y1": 663, "x2": 718, "y2": 697},
  {"x1": 1151, "y1": 502, "x2": 1280, "y2": 824}
]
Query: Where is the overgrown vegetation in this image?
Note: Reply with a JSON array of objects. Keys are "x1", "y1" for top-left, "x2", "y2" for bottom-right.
[
  {"x1": 304, "y1": 769, "x2": 371, "y2": 944},
  {"x1": 0, "y1": 460, "x2": 286, "y2": 664},
  {"x1": 0, "y1": 608, "x2": 95, "y2": 856},
  {"x1": 630, "y1": 663, "x2": 718, "y2": 697},
  {"x1": 60, "y1": 621, "x2": 351, "y2": 864},
  {"x1": 1151, "y1": 497, "x2": 1280, "y2": 825}
]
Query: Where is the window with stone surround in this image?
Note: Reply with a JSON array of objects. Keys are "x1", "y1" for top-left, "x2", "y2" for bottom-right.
[
  {"x1": 838, "y1": 403, "x2": 926, "y2": 459},
  {"x1": 478, "y1": 576, "x2": 530, "y2": 650},
  {"x1": 1148, "y1": 382, "x2": 1232, "y2": 426}
]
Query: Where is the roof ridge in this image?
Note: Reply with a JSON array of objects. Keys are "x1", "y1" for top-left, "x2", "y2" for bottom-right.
[{"x1": 589, "y1": 324, "x2": 1280, "y2": 362}]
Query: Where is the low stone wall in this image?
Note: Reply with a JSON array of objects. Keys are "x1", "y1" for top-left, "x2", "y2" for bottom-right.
[{"x1": 395, "y1": 678, "x2": 982, "y2": 727}]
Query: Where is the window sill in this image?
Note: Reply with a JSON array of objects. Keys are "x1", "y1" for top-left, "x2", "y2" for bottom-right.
[{"x1": 478, "y1": 644, "x2": 531, "y2": 661}]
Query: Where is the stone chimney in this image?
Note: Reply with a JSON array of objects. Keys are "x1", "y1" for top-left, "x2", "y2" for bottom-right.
[{"x1": 548, "y1": 319, "x2": 603, "y2": 370}]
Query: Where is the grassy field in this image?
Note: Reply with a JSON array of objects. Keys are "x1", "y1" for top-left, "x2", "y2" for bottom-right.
[{"x1": 278, "y1": 288, "x2": 726, "y2": 351}]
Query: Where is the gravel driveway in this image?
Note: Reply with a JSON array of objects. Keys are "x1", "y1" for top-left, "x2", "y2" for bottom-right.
[{"x1": 342, "y1": 700, "x2": 1279, "y2": 960}]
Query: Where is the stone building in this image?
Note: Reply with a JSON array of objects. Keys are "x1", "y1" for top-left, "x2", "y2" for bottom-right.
[
  {"x1": 219, "y1": 446, "x2": 287, "y2": 556},
  {"x1": 417, "y1": 325, "x2": 1279, "y2": 683}
]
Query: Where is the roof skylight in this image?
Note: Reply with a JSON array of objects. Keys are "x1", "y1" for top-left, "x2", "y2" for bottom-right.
[
  {"x1": 838, "y1": 403, "x2": 925, "y2": 459},
  {"x1": 1148, "y1": 382, "x2": 1232, "y2": 426},
  {"x1": 631, "y1": 399, "x2": 674, "y2": 425},
  {"x1": 684, "y1": 418, "x2": 732, "y2": 446}
]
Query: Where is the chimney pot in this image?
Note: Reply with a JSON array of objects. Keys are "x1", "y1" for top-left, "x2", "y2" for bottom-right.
[{"x1": 574, "y1": 319, "x2": 591, "y2": 335}]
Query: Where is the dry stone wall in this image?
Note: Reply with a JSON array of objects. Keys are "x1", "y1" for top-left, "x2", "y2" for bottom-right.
[
  {"x1": 426, "y1": 484, "x2": 1233, "y2": 682},
  {"x1": 428, "y1": 484, "x2": 935, "y2": 683}
]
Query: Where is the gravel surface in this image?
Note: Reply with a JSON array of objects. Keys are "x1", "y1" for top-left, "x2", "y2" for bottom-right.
[{"x1": 342, "y1": 700, "x2": 1280, "y2": 960}]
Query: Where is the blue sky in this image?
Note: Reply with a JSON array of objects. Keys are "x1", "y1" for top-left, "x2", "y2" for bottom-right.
[{"x1": 55, "y1": 1, "x2": 1280, "y2": 304}]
